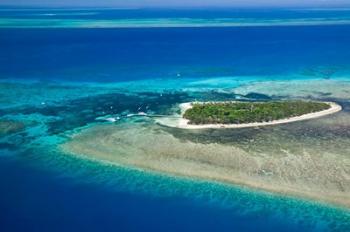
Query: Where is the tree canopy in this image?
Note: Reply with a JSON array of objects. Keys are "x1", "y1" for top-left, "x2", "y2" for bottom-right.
[{"x1": 183, "y1": 101, "x2": 330, "y2": 125}]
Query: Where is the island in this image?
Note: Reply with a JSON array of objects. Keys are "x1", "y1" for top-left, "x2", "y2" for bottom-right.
[{"x1": 157, "y1": 100, "x2": 342, "y2": 129}]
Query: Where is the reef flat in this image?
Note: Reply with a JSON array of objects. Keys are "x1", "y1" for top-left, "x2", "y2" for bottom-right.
[
  {"x1": 62, "y1": 118, "x2": 350, "y2": 207},
  {"x1": 2, "y1": 17, "x2": 350, "y2": 29},
  {"x1": 0, "y1": 120, "x2": 25, "y2": 136}
]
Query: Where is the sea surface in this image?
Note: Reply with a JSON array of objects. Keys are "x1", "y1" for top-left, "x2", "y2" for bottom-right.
[{"x1": 0, "y1": 8, "x2": 350, "y2": 232}]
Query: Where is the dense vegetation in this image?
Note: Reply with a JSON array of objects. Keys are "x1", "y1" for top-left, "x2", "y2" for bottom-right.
[{"x1": 183, "y1": 101, "x2": 330, "y2": 125}]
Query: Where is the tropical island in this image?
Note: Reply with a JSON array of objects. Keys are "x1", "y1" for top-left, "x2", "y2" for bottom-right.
[
  {"x1": 184, "y1": 101, "x2": 331, "y2": 124},
  {"x1": 157, "y1": 100, "x2": 342, "y2": 129}
]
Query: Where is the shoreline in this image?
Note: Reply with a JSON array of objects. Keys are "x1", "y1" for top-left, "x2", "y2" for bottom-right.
[{"x1": 163, "y1": 101, "x2": 342, "y2": 129}]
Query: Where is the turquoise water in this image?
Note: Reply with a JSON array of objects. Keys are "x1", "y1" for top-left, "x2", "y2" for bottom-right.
[{"x1": 0, "y1": 8, "x2": 350, "y2": 232}]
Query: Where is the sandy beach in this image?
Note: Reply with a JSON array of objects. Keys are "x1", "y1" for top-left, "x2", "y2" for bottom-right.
[{"x1": 159, "y1": 101, "x2": 342, "y2": 129}]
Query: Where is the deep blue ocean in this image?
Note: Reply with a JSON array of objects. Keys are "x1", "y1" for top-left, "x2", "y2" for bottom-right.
[
  {"x1": 1, "y1": 8, "x2": 350, "y2": 82},
  {"x1": 0, "y1": 8, "x2": 350, "y2": 232},
  {"x1": 0, "y1": 154, "x2": 304, "y2": 232}
]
